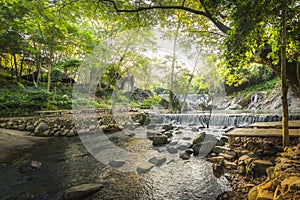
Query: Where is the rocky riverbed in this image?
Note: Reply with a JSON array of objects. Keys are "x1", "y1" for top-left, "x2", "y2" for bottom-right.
[{"x1": 1, "y1": 113, "x2": 299, "y2": 200}]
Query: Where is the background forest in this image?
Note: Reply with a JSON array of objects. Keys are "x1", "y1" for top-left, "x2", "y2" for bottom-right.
[{"x1": 0, "y1": 0, "x2": 299, "y2": 117}]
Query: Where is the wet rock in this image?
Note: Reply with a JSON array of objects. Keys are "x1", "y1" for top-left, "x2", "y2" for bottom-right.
[
  {"x1": 211, "y1": 146, "x2": 227, "y2": 154},
  {"x1": 164, "y1": 131, "x2": 173, "y2": 138},
  {"x1": 152, "y1": 134, "x2": 168, "y2": 146},
  {"x1": 185, "y1": 149, "x2": 194, "y2": 155},
  {"x1": 163, "y1": 124, "x2": 174, "y2": 131},
  {"x1": 216, "y1": 139, "x2": 226, "y2": 146},
  {"x1": 191, "y1": 127, "x2": 198, "y2": 132},
  {"x1": 192, "y1": 132, "x2": 206, "y2": 144},
  {"x1": 179, "y1": 152, "x2": 191, "y2": 160},
  {"x1": 176, "y1": 143, "x2": 191, "y2": 151},
  {"x1": 109, "y1": 160, "x2": 125, "y2": 168},
  {"x1": 148, "y1": 156, "x2": 167, "y2": 166},
  {"x1": 34, "y1": 122, "x2": 49, "y2": 135},
  {"x1": 137, "y1": 163, "x2": 154, "y2": 173},
  {"x1": 167, "y1": 146, "x2": 178, "y2": 154},
  {"x1": 19, "y1": 160, "x2": 42, "y2": 173},
  {"x1": 192, "y1": 141, "x2": 215, "y2": 155},
  {"x1": 175, "y1": 130, "x2": 182, "y2": 134},
  {"x1": 63, "y1": 183, "x2": 103, "y2": 200}
]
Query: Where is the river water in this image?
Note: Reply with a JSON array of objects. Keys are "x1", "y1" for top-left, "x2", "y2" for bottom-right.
[{"x1": 0, "y1": 127, "x2": 230, "y2": 200}]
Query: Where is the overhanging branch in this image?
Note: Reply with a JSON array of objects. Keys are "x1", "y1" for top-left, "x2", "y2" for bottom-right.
[{"x1": 100, "y1": 0, "x2": 230, "y2": 34}]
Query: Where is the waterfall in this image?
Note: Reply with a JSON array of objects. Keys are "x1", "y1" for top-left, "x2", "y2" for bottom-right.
[{"x1": 156, "y1": 113, "x2": 300, "y2": 127}]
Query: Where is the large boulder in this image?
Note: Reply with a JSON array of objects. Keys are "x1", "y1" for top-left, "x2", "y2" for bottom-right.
[{"x1": 34, "y1": 122, "x2": 49, "y2": 135}]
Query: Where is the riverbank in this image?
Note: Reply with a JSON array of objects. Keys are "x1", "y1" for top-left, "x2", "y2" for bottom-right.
[
  {"x1": 0, "y1": 128, "x2": 48, "y2": 162},
  {"x1": 210, "y1": 134, "x2": 300, "y2": 199}
]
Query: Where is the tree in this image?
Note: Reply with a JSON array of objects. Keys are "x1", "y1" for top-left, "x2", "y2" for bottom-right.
[
  {"x1": 281, "y1": 0, "x2": 289, "y2": 147},
  {"x1": 97, "y1": 0, "x2": 300, "y2": 97}
]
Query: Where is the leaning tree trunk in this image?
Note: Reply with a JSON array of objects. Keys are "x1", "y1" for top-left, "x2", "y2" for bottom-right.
[{"x1": 281, "y1": 1, "x2": 289, "y2": 148}]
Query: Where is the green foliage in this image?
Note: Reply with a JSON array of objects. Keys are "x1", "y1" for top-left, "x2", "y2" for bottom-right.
[
  {"x1": 140, "y1": 96, "x2": 161, "y2": 107},
  {"x1": 0, "y1": 87, "x2": 72, "y2": 117},
  {"x1": 234, "y1": 77, "x2": 280, "y2": 96}
]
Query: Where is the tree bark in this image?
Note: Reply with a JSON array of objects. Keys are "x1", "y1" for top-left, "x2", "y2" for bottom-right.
[{"x1": 281, "y1": 1, "x2": 289, "y2": 148}]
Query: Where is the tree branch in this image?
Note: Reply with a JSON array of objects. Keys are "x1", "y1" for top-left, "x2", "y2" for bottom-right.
[{"x1": 100, "y1": 0, "x2": 230, "y2": 34}]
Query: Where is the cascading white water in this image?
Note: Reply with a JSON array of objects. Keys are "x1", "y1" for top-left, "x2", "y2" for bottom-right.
[{"x1": 157, "y1": 112, "x2": 300, "y2": 127}]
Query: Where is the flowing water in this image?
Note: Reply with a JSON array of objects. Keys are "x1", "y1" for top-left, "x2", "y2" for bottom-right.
[{"x1": 0, "y1": 129, "x2": 230, "y2": 200}]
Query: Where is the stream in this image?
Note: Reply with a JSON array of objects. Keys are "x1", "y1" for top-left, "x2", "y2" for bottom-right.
[{"x1": 0, "y1": 128, "x2": 230, "y2": 200}]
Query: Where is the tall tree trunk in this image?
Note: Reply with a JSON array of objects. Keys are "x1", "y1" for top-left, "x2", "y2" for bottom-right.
[
  {"x1": 13, "y1": 54, "x2": 19, "y2": 81},
  {"x1": 281, "y1": 1, "x2": 289, "y2": 148},
  {"x1": 169, "y1": 25, "x2": 180, "y2": 112},
  {"x1": 47, "y1": 9, "x2": 55, "y2": 92}
]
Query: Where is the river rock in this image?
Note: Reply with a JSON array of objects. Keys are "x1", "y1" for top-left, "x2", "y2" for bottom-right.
[
  {"x1": 167, "y1": 146, "x2": 178, "y2": 154},
  {"x1": 223, "y1": 160, "x2": 237, "y2": 169},
  {"x1": 164, "y1": 131, "x2": 173, "y2": 138},
  {"x1": 109, "y1": 160, "x2": 126, "y2": 168},
  {"x1": 179, "y1": 152, "x2": 191, "y2": 160},
  {"x1": 211, "y1": 146, "x2": 227, "y2": 154},
  {"x1": 148, "y1": 156, "x2": 167, "y2": 166},
  {"x1": 137, "y1": 163, "x2": 154, "y2": 173},
  {"x1": 152, "y1": 134, "x2": 168, "y2": 146},
  {"x1": 192, "y1": 141, "x2": 215, "y2": 155},
  {"x1": 250, "y1": 159, "x2": 274, "y2": 176},
  {"x1": 206, "y1": 156, "x2": 225, "y2": 164},
  {"x1": 175, "y1": 130, "x2": 182, "y2": 134},
  {"x1": 176, "y1": 143, "x2": 191, "y2": 151},
  {"x1": 18, "y1": 123, "x2": 26, "y2": 131},
  {"x1": 63, "y1": 183, "x2": 103, "y2": 200},
  {"x1": 19, "y1": 160, "x2": 42, "y2": 173},
  {"x1": 34, "y1": 122, "x2": 49, "y2": 135},
  {"x1": 163, "y1": 124, "x2": 174, "y2": 131}
]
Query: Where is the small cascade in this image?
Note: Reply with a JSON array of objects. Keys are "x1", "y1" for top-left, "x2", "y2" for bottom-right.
[{"x1": 157, "y1": 113, "x2": 300, "y2": 127}]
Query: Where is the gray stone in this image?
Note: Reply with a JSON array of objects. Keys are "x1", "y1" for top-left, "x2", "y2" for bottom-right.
[
  {"x1": 176, "y1": 143, "x2": 191, "y2": 151},
  {"x1": 63, "y1": 183, "x2": 103, "y2": 200},
  {"x1": 211, "y1": 146, "x2": 228, "y2": 154},
  {"x1": 25, "y1": 124, "x2": 35, "y2": 132},
  {"x1": 175, "y1": 131, "x2": 183, "y2": 134},
  {"x1": 109, "y1": 160, "x2": 125, "y2": 168},
  {"x1": 167, "y1": 146, "x2": 178, "y2": 154},
  {"x1": 192, "y1": 141, "x2": 215, "y2": 155},
  {"x1": 152, "y1": 134, "x2": 168, "y2": 146},
  {"x1": 148, "y1": 156, "x2": 167, "y2": 166},
  {"x1": 164, "y1": 131, "x2": 173, "y2": 138},
  {"x1": 34, "y1": 122, "x2": 49, "y2": 135},
  {"x1": 191, "y1": 127, "x2": 198, "y2": 132},
  {"x1": 137, "y1": 163, "x2": 154, "y2": 173},
  {"x1": 163, "y1": 124, "x2": 174, "y2": 131},
  {"x1": 18, "y1": 123, "x2": 26, "y2": 131}
]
